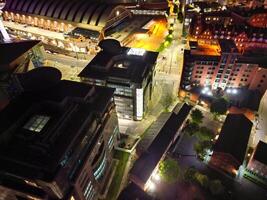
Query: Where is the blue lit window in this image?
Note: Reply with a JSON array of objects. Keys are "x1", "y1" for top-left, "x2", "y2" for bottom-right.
[{"x1": 23, "y1": 115, "x2": 50, "y2": 133}]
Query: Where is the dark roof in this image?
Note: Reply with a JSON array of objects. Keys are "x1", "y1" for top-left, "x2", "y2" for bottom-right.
[
  {"x1": 184, "y1": 50, "x2": 220, "y2": 62},
  {"x1": 17, "y1": 67, "x2": 62, "y2": 91},
  {"x1": 218, "y1": 39, "x2": 238, "y2": 53},
  {"x1": 118, "y1": 183, "x2": 156, "y2": 200},
  {"x1": 253, "y1": 141, "x2": 267, "y2": 165},
  {"x1": 79, "y1": 41, "x2": 159, "y2": 84},
  {"x1": 4, "y1": 0, "x2": 116, "y2": 27},
  {"x1": 0, "y1": 40, "x2": 39, "y2": 67},
  {"x1": 213, "y1": 114, "x2": 253, "y2": 164},
  {"x1": 130, "y1": 104, "x2": 192, "y2": 185},
  {"x1": 0, "y1": 70, "x2": 115, "y2": 181}
]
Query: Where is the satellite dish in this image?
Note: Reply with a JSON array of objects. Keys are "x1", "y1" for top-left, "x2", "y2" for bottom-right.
[{"x1": 0, "y1": 0, "x2": 6, "y2": 10}]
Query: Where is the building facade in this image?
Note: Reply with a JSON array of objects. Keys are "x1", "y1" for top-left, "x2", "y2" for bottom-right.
[
  {"x1": 2, "y1": 0, "x2": 132, "y2": 54},
  {"x1": 79, "y1": 39, "x2": 158, "y2": 121},
  {"x1": 0, "y1": 67, "x2": 119, "y2": 200},
  {"x1": 181, "y1": 39, "x2": 267, "y2": 94}
]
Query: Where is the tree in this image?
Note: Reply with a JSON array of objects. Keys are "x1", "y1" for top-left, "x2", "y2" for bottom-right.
[
  {"x1": 196, "y1": 127, "x2": 213, "y2": 141},
  {"x1": 194, "y1": 141, "x2": 212, "y2": 159},
  {"x1": 195, "y1": 172, "x2": 209, "y2": 189},
  {"x1": 209, "y1": 180, "x2": 224, "y2": 195},
  {"x1": 183, "y1": 166, "x2": 197, "y2": 182},
  {"x1": 159, "y1": 158, "x2": 180, "y2": 183},
  {"x1": 210, "y1": 98, "x2": 228, "y2": 115},
  {"x1": 184, "y1": 122, "x2": 199, "y2": 136},
  {"x1": 191, "y1": 109, "x2": 204, "y2": 124}
]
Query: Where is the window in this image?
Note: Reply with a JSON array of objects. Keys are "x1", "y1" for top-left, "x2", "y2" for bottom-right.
[{"x1": 23, "y1": 115, "x2": 50, "y2": 133}]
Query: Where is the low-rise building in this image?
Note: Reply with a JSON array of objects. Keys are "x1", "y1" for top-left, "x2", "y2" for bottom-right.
[
  {"x1": 210, "y1": 114, "x2": 253, "y2": 176},
  {"x1": 0, "y1": 67, "x2": 119, "y2": 200},
  {"x1": 247, "y1": 141, "x2": 267, "y2": 180},
  {"x1": 79, "y1": 39, "x2": 159, "y2": 120}
]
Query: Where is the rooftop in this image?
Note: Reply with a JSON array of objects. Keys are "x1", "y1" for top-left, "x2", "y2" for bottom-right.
[
  {"x1": 78, "y1": 39, "x2": 159, "y2": 84},
  {"x1": 253, "y1": 141, "x2": 267, "y2": 165},
  {"x1": 213, "y1": 114, "x2": 253, "y2": 164},
  {"x1": 0, "y1": 40, "x2": 40, "y2": 67},
  {"x1": 0, "y1": 68, "x2": 115, "y2": 181},
  {"x1": 130, "y1": 104, "x2": 192, "y2": 186},
  {"x1": 218, "y1": 39, "x2": 238, "y2": 53}
]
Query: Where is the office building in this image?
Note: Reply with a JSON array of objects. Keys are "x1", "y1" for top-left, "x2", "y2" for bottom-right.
[
  {"x1": 79, "y1": 39, "x2": 159, "y2": 120},
  {"x1": 0, "y1": 67, "x2": 119, "y2": 200}
]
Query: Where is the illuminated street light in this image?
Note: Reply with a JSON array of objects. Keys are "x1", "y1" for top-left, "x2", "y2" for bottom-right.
[
  {"x1": 232, "y1": 89, "x2": 237, "y2": 94},
  {"x1": 153, "y1": 173, "x2": 160, "y2": 181},
  {"x1": 147, "y1": 181, "x2": 156, "y2": 191}
]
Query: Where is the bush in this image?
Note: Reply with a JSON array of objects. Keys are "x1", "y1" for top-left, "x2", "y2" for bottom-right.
[
  {"x1": 210, "y1": 98, "x2": 228, "y2": 115},
  {"x1": 159, "y1": 158, "x2": 180, "y2": 183},
  {"x1": 184, "y1": 122, "x2": 200, "y2": 136},
  {"x1": 209, "y1": 180, "x2": 224, "y2": 195},
  {"x1": 191, "y1": 109, "x2": 204, "y2": 124}
]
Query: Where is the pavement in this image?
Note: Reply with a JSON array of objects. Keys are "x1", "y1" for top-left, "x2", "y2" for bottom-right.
[{"x1": 172, "y1": 129, "x2": 267, "y2": 200}]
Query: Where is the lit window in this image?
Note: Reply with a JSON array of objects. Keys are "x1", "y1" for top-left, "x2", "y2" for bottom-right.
[{"x1": 23, "y1": 115, "x2": 50, "y2": 133}]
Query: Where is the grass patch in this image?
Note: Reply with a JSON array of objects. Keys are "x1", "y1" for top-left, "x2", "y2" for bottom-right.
[{"x1": 105, "y1": 150, "x2": 130, "y2": 200}]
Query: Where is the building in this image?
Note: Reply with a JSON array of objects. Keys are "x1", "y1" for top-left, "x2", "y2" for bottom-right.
[
  {"x1": 181, "y1": 39, "x2": 267, "y2": 94},
  {"x1": 129, "y1": 104, "x2": 192, "y2": 190},
  {"x1": 0, "y1": 40, "x2": 44, "y2": 110},
  {"x1": 189, "y1": 6, "x2": 267, "y2": 52},
  {"x1": 254, "y1": 90, "x2": 267, "y2": 146},
  {"x1": 0, "y1": 67, "x2": 119, "y2": 200},
  {"x1": 210, "y1": 114, "x2": 253, "y2": 176},
  {"x1": 247, "y1": 141, "x2": 267, "y2": 181},
  {"x1": 79, "y1": 39, "x2": 159, "y2": 120},
  {"x1": 2, "y1": 0, "x2": 132, "y2": 53}
]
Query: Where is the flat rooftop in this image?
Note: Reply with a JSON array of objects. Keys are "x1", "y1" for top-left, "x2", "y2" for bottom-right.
[
  {"x1": 0, "y1": 40, "x2": 40, "y2": 67},
  {"x1": 79, "y1": 39, "x2": 159, "y2": 84},
  {"x1": 130, "y1": 104, "x2": 192, "y2": 186},
  {"x1": 213, "y1": 114, "x2": 253, "y2": 164},
  {"x1": 0, "y1": 73, "x2": 114, "y2": 181}
]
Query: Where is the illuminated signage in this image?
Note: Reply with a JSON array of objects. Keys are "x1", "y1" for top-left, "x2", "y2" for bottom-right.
[
  {"x1": 136, "y1": 88, "x2": 143, "y2": 120},
  {"x1": 127, "y1": 48, "x2": 145, "y2": 56}
]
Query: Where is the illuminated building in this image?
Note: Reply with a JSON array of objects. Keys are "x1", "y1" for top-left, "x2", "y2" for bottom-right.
[
  {"x1": 189, "y1": 6, "x2": 267, "y2": 51},
  {"x1": 2, "y1": 0, "x2": 132, "y2": 53},
  {"x1": 181, "y1": 39, "x2": 267, "y2": 94},
  {"x1": 210, "y1": 114, "x2": 253, "y2": 177},
  {"x1": 118, "y1": 104, "x2": 191, "y2": 198},
  {"x1": 0, "y1": 67, "x2": 119, "y2": 200},
  {"x1": 247, "y1": 141, "x2": 267, "y2": 182},
  {"x1": 79, "y1": 39, "x2": 158, "y2": 120}
]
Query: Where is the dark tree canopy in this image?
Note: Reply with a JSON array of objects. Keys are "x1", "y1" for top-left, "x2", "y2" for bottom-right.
[
  {"x1": 159, "y1": 158, "x2": 180, "y2": 183},
  {"x1": 210, "y1": 98, "x2": 228, "y2": 115},
  {"x1": 191, "y1": 109, "x2": 204, "y2": 124}
]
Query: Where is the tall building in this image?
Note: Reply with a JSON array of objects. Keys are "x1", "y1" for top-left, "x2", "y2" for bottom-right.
[
  {"x1": 0, "y1": 67, "x2": 119, "y2": 200},
  {"x1": 181, "y1": 39, "x2": 267, "y2": 93},
  {"x1": 79, "y1": 39, "x2": 158, "y2": 120},
  {"x1": 210, "y1": 114, "x2": 253, "y2": 176}
]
